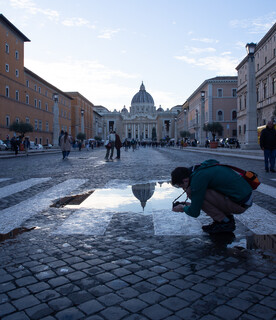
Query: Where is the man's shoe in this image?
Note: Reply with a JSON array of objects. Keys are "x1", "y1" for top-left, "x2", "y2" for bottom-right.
[
  {"x1": 270, "y1": 169, "x2": 276, "y2": 173},
  {"x1": 202, "y1": 217, "x2": 235, "y2": 234}
]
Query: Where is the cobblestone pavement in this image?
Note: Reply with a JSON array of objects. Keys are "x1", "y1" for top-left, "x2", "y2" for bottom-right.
[{"x1": 0, "y1": 147, "x2": 275, "y2": 320}]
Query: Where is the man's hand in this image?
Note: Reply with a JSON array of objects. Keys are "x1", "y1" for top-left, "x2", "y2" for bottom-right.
[
  {"x1": 172, "y1": 204, "x2": 185, "y2": 212},
  {"x1": 172, "y1": 201, "x2": 191, "y2": 212}
]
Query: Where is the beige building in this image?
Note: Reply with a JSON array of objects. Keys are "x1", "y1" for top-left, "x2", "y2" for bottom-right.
[
  {"x1": 66, "y1": 92, "x2": 94, "y2": 140},
  {"x1": 236, "y1": 22, "x2": 276, "y2": 144},
  {"x1": 181, "y1": 76, "x2": 238, "y2": 143},
  {"x1": 0, "y1": 14, "x2": 72, "y2": 145}
]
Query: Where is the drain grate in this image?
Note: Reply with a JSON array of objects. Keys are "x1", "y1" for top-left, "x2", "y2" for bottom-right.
[{"x1": 51, "y1": 190, "x2": 94, "y2": 208}]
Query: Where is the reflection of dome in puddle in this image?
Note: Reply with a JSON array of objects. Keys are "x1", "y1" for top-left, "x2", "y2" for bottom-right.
[{"x1": 132, "y1": 183, "x2": 156, "y2": 210}]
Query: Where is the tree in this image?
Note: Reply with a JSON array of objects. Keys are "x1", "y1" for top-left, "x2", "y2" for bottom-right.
[
  {"x1": 9, "y1": 121, "x2": 33, "y2": 137},
  {"x1": 203, "y1": 122, "x2": 223, "y2": 141},
  {"x1": 77, "y1": 132, "x2": 86, "y2": 141},
  {"x1": 180, "y1": 130, "x2": 191, "y2": 141},
  {"x1": 94, "y1": 135, "x2": 102, "y2": 141}
]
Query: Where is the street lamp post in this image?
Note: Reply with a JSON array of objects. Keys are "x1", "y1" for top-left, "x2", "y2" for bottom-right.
[
  {"x1": 174, "y1": 116, "x2": 177, "y2": 142},
  {"x1": 52, "y1": 93, "x2": 59, "y2": 146},
  {"x1": 243, "y1": 42, "x2": 259, "y2": 149},
  {"x1": 81, "y1": 109, "x2": 84, "y2": 134},
  {"x1": 199, "y1": 91, "x2": 205, "y2": 147}
]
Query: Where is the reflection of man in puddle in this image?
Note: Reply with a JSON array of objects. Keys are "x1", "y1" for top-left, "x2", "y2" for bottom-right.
[{"x1": 171, "y1": 159, "x2": 253, "y2": 234}]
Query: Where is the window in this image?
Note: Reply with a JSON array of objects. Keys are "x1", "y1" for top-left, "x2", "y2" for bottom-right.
[
  {"x1": 5, "y1": 43, "x2": 9, "y2": 53},
  {"x1": 15, "y1": 118, "x2": 19, "y2": 124},
  {"x1": 263, "y1": 119, "x2": 266, "y2": 125},
  {"x1": 15, "y1": 50, "x2": 19, "y2": 60},
  {"x1": 217, "y1": 89, "x2": 223, "y2": 97},
  {"x1": 15, "y1": 90, "x2": 19, "y2": 101},
  {"x1": 38, "y1": 87, "x2": 41, "y2": 93},
  {"x1": 46, "y1": 121, "x2": 49, "y2": 132},
  {"x1": 34, "y1": 85, "x2": 37, "y2": 91},
  {"x1": 5, "y1": 64, "x2": 9, "y2": 72},
  {"x1": 34, "y1": 99, "x2": 37, "y2": 108},
  {"x1": 232, "y1": 89, "x2": 237, "y2": 97},
  {"x1": 263, "y1": 83, "x2": 267, "y2": 99},
  {"x1": 244, "y1": 95, "x2": 247, "y2": 109},
  {"x1": 34, "y1": 120, "x2": 38, "y2": 130},
  {"x1": 26, "y1": 94, "x2": 29, "y2": 104},
  {"x1": 265, "y1": 57, "x2": 267, "y2": 64},
  {"x1": 239, "y1": 97, "x2": 242, "y2": 110},
  {"x1": 273, "y1": 78, "x2": 276, "y2": 95},
  {"x1": 15, "y1": 69, "x2": 19, "y2": 77},
  {"x1": 38, "y1": 100, "x2": 41, "y2": 109},
  {"x1": 5, "y1": 86, "x2": 9, "y2": 97},
  {"x1": 26, "y1": 117, "x2": 30, "y2": 123},
  {"x1": 243, "y1": 124, "x2": 246, "y2": 134},
  {"x1": 6, "y1": 116, "x2": 10, "y2": 127},
  {"x1": 39, "y1": 120, "x2": 42, "y2": 131},
  {"x1": 257, "y1": 87, "x2": 259, "y2": 102},
  {"x1": 45, "y1": 103, "x2": 48, "y2": 111},
  {"x1": 232, "y1": 110, "x2": 237, "y2": 120},
  {"x1": 217, "y1": 110, "x2": 223, "y2": 121},
  {"x1": 257, "y1": 64, "x2": 259, "y2": 71},
  {"x1": 26, "y1": 80, "x2": 29, "y2": 87},
  {"x1": 39, "y1": 138, "x2": 42, "y2": 144},
  {"x1": 232, "y1": 129, "x2": 237, "y2": 137},
  {"x1": 238, "y1": 125, "x2": 241, "y2": 134}
]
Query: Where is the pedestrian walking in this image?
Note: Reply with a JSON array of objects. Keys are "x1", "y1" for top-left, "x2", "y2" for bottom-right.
[
  {"x1": 78, "y1": 140, "x2": 82, "y2": 151},
  {"x1": 60, "y1": 132, "x2": 72, "y2": 159},
  {"x1": 58, "y1": 130, "x2": 64, "y2": 146},
  {"x1": 23, "y1": 137, "x2": 30, "y2": 156},
  {"x1": 105, "y1": 130, "x2": 116, "y2": 160},
  {"x1": 85, "y1": 140, "x2": 90, "y2": 151},
  {"x1": 260, "y1": 121, "x2": 276, "y2": 173},
  {"x1": 171, "y1": 159, "x2": 253, "y2": 234},
  {"x1": 115, "y1": 132, "x2": 122, "y2": 159}
]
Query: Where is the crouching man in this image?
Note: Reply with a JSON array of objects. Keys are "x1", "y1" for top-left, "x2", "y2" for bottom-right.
[{"x1": 171, "y1": 159, "x2": 253, "y2": 234}]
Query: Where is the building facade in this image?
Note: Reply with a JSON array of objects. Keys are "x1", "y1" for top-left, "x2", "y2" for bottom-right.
[
  {"x1": 95, "y1": 82, "x2": 182, "y2": 142},
  {"x1": 66, "y1": 92, "x2": 94, "y2": 140},
  {"x1": 236, "y1": 22, "x2": 276, "y2": 144},
  {"x1": 0, "y1": 14, "x2": 72, "y2": 145},
  {"x1": 181, "y1": 76, "x2": 238, "y2": 143}
]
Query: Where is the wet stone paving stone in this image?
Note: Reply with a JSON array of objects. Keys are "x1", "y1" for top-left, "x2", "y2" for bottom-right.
[{"x1": 0, "y1": 147, "x2": 275, "y2": 319}]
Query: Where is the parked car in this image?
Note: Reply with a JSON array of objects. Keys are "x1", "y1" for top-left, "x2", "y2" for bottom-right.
[
  {"x1": 225, "y1": 138, "x2": 240, "y2": 148},
  {"x1": 30, "y1": 142, "x2": 43, "y2": 150},
  {"x1": 4, "y1": 140, "x2": 12, "y2": 150},
  {"x1": 43, "y1": 144, "x2": 53, "y2": 149},
  {"x1": 0, "y1": 140, "x2": 8, "y2": 151}
]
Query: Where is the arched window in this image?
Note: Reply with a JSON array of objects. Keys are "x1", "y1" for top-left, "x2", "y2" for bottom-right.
[{"x1": 217, "y1": 110, "x2": 223, "y2": 121}]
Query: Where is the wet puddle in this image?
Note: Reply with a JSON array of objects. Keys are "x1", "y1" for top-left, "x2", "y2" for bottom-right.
[
  {"x1": 0, "y1": 227, "x2": 36, "y2": 243},
  {"x1": 51, "y1": 191, "x2": 94, "y2": 208},
  {"x1": 65, "y1": 181, "x2": 179, "y2": 214}
]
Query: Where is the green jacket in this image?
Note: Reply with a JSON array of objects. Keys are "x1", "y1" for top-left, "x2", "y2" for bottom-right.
[{"x1": 184, "y1": 159, "x2": 252, "y2": 218}]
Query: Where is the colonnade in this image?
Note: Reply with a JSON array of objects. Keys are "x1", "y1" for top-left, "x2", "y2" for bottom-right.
[{"x1": 124, "y1": 122, "x2": 156, "y2": 140}]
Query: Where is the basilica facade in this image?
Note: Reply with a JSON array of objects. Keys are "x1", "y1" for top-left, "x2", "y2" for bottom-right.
[{"x1": 95, "y1": 82, "x2": 182, "y2": 142}]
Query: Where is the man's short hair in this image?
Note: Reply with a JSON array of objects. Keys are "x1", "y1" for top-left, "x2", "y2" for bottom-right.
[{"x1": 171, "y1": 167, "x2": 191, "y2": 186}]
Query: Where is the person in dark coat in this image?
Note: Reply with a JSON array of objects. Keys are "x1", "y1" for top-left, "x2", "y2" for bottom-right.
[
  {"x1": 115, "y1": 132, "x2": 122, "y2": 159},
  {"x1": 260, "y1": 121, "x2": 276, "y2": 173}
]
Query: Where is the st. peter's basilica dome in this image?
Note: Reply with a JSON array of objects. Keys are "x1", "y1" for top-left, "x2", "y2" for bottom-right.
[{"x1": 131, "y1": 82, "x2": 154, "y2": 106}]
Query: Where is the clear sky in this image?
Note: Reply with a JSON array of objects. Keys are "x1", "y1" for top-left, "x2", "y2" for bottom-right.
[{"x1": 1, "y1": 0, "x2": 276, "y2": 110}]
